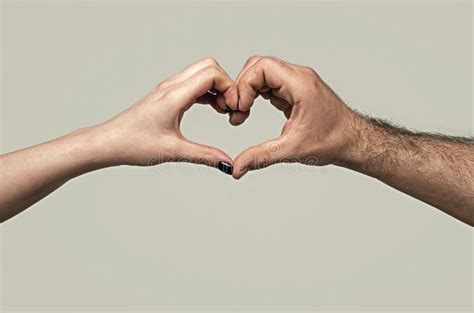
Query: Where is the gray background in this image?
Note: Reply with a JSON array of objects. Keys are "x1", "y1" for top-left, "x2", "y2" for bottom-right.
[{"x1": 0, "y1": 0, "x2": 472, "y2": 311}]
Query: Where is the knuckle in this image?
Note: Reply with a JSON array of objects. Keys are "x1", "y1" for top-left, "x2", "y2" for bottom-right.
[
  {"x1": 303, "y1": 65, "x2": 315, "y2": 74},
  {"x1": 297, "y1": 66, "x2": 319, "y2": 87},
  {"x1": 247, "y1": 55, "x2": 262, "y2": 64},
  {"x1": 255, "y1": 56, "x2": 268, "y2": 66},
  {"x1": 303, "y1": 66, "x2": 319, "y2": 79},
  {"x1": 223, "y1": 86, "x2": 237, "y2": 100},
  {"x1": 256, "y1": 56, "x2": 276, "y2": 68},
  {"x1": 202, "y1": 57, "x2": 219, "y2": 67},
  {"x1": 267, "y1": 55, "x2": 281, "y2": 62},
  {"x1": 202, "y1": 65, "x2": 221, "y2": 77}
]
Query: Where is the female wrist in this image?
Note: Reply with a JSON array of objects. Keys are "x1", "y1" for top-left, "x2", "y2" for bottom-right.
[{"x1": 69, "y1": 122, "x2": 125, "y2": 170}]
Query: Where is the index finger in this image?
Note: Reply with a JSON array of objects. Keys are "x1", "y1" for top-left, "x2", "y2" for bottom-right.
[
  {"x1": 237, "y1": 57, "x2": 294, "y2": 112},
  {"x1": 176, "y1": 66, "x2": 238, "y2": 112}
]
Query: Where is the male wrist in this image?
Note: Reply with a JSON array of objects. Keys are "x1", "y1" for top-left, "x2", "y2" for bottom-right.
[{"x1": 332, "y1": 112, "x2": 373, "y2": 171}]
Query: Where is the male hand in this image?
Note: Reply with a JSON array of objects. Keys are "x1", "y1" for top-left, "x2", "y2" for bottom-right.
[{"x1": 232, "y1": 56, "x2": 356, "y2": 178}]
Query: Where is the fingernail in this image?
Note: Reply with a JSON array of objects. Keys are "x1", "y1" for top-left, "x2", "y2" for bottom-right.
[
  {"x1": 218, "y1": 161, "x2": 233, "y2": 175},
  {"x1": 225, "y1": 107, "x2": 232, "y2": 113}
]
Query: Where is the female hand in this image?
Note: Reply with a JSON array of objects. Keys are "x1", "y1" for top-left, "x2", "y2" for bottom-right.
[
  {"x1": 99, "y1": 57, "x2": 238, "y2": 170},
  {"x1": 0, "y1": 58, "x2": 238, "y2": 222}
]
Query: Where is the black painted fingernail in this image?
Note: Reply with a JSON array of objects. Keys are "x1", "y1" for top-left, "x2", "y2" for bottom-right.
[
  {"x1": 225, "y1": 107, "x2": 232, "y2": 113},
  {"x1": 218, "y1": 161, "x2": 233, "y2": 175}
]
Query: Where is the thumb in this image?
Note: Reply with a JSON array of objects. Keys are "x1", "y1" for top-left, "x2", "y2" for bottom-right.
[
  {"x1": 176, "y1": 138, "x2": 234, "y2": 174},
  {"x1": 233, "y1": 137, "x2": 289, "y2": 179}
]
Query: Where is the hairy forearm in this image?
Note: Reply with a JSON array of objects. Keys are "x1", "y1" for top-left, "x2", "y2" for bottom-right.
[
  {"x1": 0, "y1": 125, "x2": 117, "y2": 222},
  {"x1": 337, "y1": 113, "x2": 474, "y2": 226}
]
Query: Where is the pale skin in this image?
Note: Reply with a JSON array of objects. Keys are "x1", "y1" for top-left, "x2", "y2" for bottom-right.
[
  {"x1": 0, "y1": 56, "x2": 472, "y2": 225},
  {"x1": 0, "y1": 58, "x2": 238, "y2": 222}
]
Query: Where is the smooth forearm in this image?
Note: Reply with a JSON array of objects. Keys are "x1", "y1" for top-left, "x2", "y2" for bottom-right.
[
  {"x1": 0, "y1": 124, "x2": 119, "y2": 222},
  {"x1": 336, "y1": 114, "x2": 474, "y2": 225},
  {"x1": 0, "y1": 59, "x2": 237, "y2": 223}
]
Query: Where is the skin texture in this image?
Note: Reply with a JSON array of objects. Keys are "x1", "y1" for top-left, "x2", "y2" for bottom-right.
[
  {"x1": 233, "y1": 56, "x2": 473, "y2": 226},
  {"x1": 0, "y1": 56, "x2": 472, "y2": 225},
  {"x1": 0, "y1": 58, "x2": 237, "y2": 222}
]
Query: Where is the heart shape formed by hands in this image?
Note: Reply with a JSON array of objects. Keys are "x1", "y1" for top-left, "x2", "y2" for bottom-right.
[
  {"x1": 2, "y1": 56, "x2": 471, "y2": 226},
  {"x1": 105, "y1": 56, "x2": 355, "y2": 179},
  {"x1": 4, "y1": 55, "x2": 471, "y2": 226}
]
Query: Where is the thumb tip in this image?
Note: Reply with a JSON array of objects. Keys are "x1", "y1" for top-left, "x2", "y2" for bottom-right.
[{"x1": 232, "y1": 165, "x2": 248, "y2": 180}]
